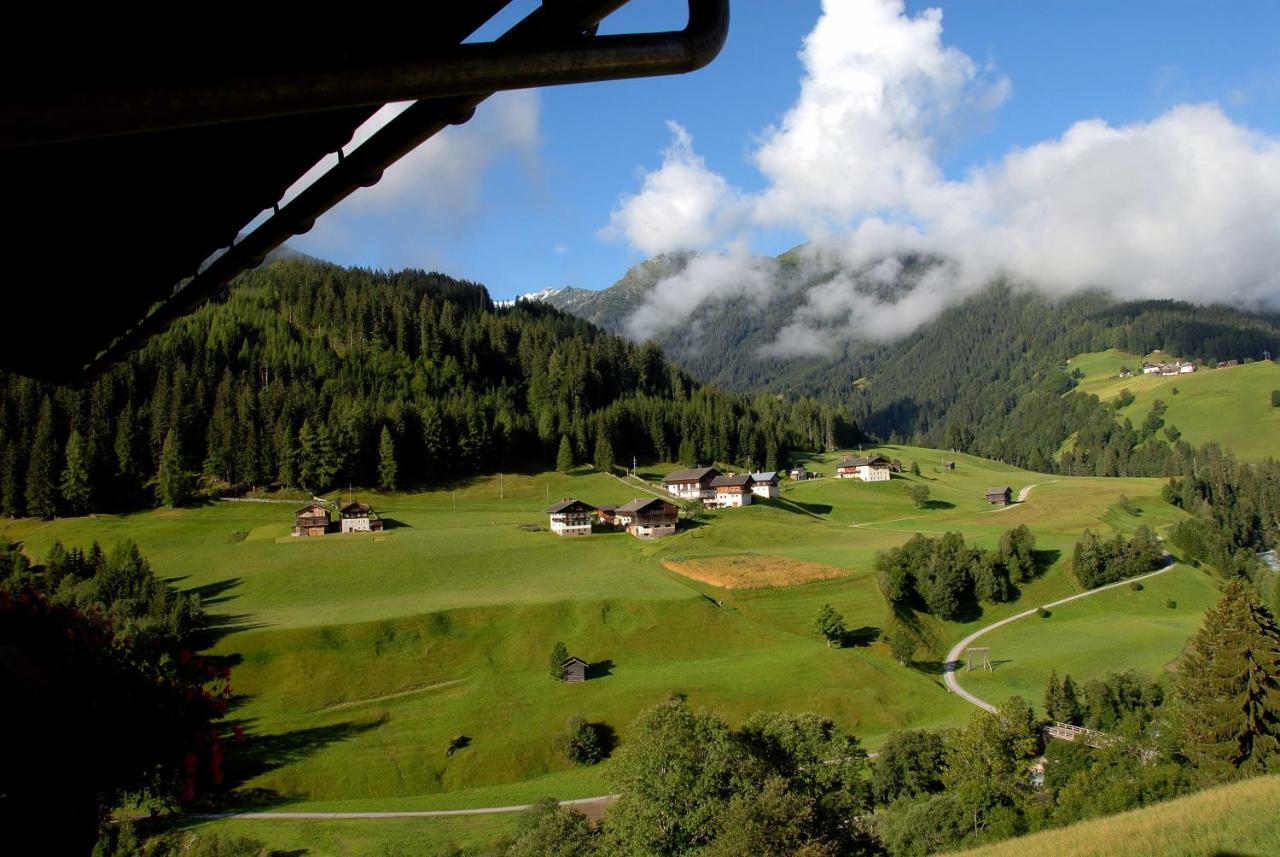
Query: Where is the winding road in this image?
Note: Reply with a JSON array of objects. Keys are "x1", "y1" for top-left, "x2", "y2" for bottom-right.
[
  {"x1": 943, "y1": 560, "x2": 1178, "y2": 712},
  {"x1": 199, "y1": 794, "x2": 621, "y2": 822}
]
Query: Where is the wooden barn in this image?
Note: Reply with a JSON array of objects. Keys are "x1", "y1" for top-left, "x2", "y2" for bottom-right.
[
  {"x1": 340, "y1": 501, "x2": 384, "y2": 533},
  {"x1": 615, "y1": 497, "x2": 679, "y2": 540},
  {"x1": 545, "y1": 498, "x2": 596, "y2": 536},
  {"x1": 292, "y1": 503, "x2": 332, "y2": 537},
  {"x1": 986, "y1": 486, "x2": 1013, "y2": 506},
  {"x1": 562, "y1": 656, "x2": 588, "y2": 683}
]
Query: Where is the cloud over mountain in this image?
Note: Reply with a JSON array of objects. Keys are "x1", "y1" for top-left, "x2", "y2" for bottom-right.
[{"x1": 604, "y1": 0, "x2": 1280, "y2": 355}]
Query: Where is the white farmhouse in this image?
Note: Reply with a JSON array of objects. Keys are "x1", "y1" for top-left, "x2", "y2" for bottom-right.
[
  {"x1": 662, "y1": 467, "x2": 720, "y2": 502},
  {"x1": 836, "y1": 455, "x2": 891, "y2": 482},
  {"x1": 545, "y1": 498, "x2": 596, "y2": 536},
  {"x1": 749, "y1": 471, "x2": 780, "y2": 498}
]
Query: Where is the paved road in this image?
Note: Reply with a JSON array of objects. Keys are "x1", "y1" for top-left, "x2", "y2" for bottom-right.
[{"x1": 944, "y1": 561, "x2": 1178, "y2": 712}]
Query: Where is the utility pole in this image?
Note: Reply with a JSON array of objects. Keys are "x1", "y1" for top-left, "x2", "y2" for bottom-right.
[
  {"x1": 452, "y1": 490, "x2": 456, "y2": 512},
  {"x1": 499, "y1": 473, "x2": 504, "y2": 500},
  {"x1": 632, "y1": 454, "x2": 637, "y2": 477}
]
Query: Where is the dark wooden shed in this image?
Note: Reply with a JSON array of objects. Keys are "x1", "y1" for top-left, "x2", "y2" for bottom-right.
[
  {"x1": 985, "y1": 486, "x2": 1013, "y2": 506},
  {"x1": 562, "y1": 656, "x2": 588, "y2": 683}
]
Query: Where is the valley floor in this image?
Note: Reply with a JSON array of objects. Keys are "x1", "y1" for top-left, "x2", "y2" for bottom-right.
[{"x1": 0, "y1": 445, "x2": 1224, "y2": 854}]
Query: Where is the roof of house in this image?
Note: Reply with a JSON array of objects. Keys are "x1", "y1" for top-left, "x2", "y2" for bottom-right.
[
  {"x1": 295, "y1": 503, "x2": 329, "y2": 516},
  {"x1": 790, "y1": 464, "x2": 808, "y2": 471},
  {"x1": 711, "y1": 474, "x2": 754, "y2": 488},
  {"x1": 617, "y1": 497, "x2": 676, "y2": 514},
  {"x1": 662, "y1": 466, "x2": 720, "y2": 484},
  {"x1": 838, "y1": 455, "x2": 889, "y2": 468},
  {"x1": 562, "y1": 656, "x2": 588, "y2": 667},
  {"x1": 596, "y1": 504, "x2": 617, "y2": 513},
  {"x1": 545, "y1": 498, "x2": 596, "y2": 514},
  {"x1": 986, "y1": 486, "x2": 1012, "y2": 496},
  {"x1": 340, "y1": 501, "x2": 375, "y2": 516},
  {"x1": 750, "y1": 471, "x2": 779, "y2": 483}
]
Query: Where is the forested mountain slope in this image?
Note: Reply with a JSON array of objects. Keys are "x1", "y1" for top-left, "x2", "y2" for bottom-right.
[
  {"x1": 543, "y1": 252, "x2": 1280, "y2": 472},
  {"x1": 0, "y1": 260, "x2": 857, "y2": 518}
]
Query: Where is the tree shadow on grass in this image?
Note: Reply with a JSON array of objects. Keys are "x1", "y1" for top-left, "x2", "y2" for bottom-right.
[
  {"x1": 910, "y1": 660, "x2": 954, "y2": 676},
  {"x1": 378, "y1": 517, "x2": 410, "y2": 530},
  {"x1": 218, "y1": 717, "x2": 387, "y2": 805},
  {"x1": 192, "y1": 612, "x2": 269, "y2": 648},
  {"x1": 922, "y1": 499, "x2": 955, "y2": 510},
  {"x1": 772, "y1": 498, "x2": 834, "y2": 518},
  {"x1": 1032, "y1": 549, "x2": 1062, "y2": 578},
  {"x1": 183, "y1": 576, "x2": 243, "y2": 606},
  {"x1": 842, "y1": 626, "x2": 881, "y2": 647}
]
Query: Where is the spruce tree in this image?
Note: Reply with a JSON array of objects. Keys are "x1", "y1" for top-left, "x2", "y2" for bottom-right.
[
  {"x1": 278, "y1": 424, "x2": 298, "y2": 488},
  {"x1": 157, "y1": 428, "x2": 190, "y2": 508},
  {"x1": 1175, "y1": 580, "x2": 1280, "y2": 781},
  {"x1": 1, "y1": 440, "x2": 22, "y2": 518},
  {"x1": 378, "y1": 426, "x2": 398, "y2": 491},
  {"x1": 594, "y1": 431, "x2": 615, "y2": 473},
  {"x1": 60, "y1": 429, "x2": 93, "y2": 515},
  {"x1": 25, "y1": 397, "x2": 58, "y2": 520},
  {"x1": 677, "y1": 437, "x2": 697, "y2": 467},
  {"x1": 556, "y1": 435, "x2": 574, "y2": 473},
  {"x1": 297, "y1": 419, "x2": 317, "y2": 490}
]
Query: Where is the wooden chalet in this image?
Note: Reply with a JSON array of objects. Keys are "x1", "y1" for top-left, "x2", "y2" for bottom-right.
[
  {"x1": 339, "y1": 501, "x2": 383, "y2": 533},
  {"x1": 985, "y1": 486, "x2": 1013, "y2": 506},
  {"x1": 836, "y1": 455, "x2": 891, "y2": 482},
  {"x1": 292, "y1": 503, "x2": 332, "y2": 537},
  {"x1": 662, "y1": 466, "x2": 721, "y2": 502},
  {"x1": 750, "y1": 471, "x2": 780, "y2": 499},
  {"x1": 545, "y1": 498, "x2": 596, "y2": 536},
  {"x1": 710, "y1": 473, "x2": 754, "y2": 508},
  {"x1": 615, "y1": 497, "x2": 679, "y2": 540},
  {"x1": 595, "y1": 504, "x2": 620, "y2": 527},
  {"x1": 562, "y1": 656, "x2": 588, "y2": 683},
  {"x1": 788, "y1": 465, "x2": 811, "y2": 481}
]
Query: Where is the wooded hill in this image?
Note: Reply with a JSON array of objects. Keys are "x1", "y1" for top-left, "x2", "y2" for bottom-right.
[
  {"x1": 0, "y1": 260, "x2": 858, "y2": 517},
  {"x1": 543, "y1": 252, "x2": 1280, "y2": 474}
]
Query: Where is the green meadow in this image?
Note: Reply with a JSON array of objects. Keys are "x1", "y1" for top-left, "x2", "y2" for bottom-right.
[
  {"x1": 1069, "y1": 348, "x2": 1280, "y2": 460},
  {"x1": 951, "y1": 775, "x2": 1280, "y2": 857},
  {"x1": 0, "y1": 446, "x2": 1228, "y2": 853}
]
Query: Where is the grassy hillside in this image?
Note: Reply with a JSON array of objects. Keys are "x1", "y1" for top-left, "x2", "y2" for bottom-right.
[
  {"x1": 950, "y1": 776, "x2": 1280, "y2": 857},
  {"x1": 0, "y1": 447, "x2": 1215, "y2": 852},
  {"x1": 1069, "y1": 349, "x2": 1280, "y2": 460}
]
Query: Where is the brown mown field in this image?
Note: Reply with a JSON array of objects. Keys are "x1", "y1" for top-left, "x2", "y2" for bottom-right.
[{"x1": 662, "y1": 554, "x2": 849, "y2": 589}]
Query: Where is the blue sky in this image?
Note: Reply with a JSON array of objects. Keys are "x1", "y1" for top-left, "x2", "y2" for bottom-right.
[{"x1": 290, "y1": 1, "x2": 1280, "y2": 304}]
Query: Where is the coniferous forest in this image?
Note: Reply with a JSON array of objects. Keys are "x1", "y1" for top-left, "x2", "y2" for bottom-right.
[{"x1": 0, "y1": 260, "x2": 860, "y2": 517}]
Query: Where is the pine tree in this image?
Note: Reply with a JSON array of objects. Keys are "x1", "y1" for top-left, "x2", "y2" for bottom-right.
[
  {"x1": 1, "y1": 440, "x2": 22, "y2": 518},
  {"x1": 377, "y1": 426, "x2": 398, "y2": 491},
  {"x1": 278, "y1": 424, "x2": 298, "y2": 488},
  {"x1": 1059, "y1": 675, "x2": 1082, "y2": 725},
  {"x1": 549, "y1": 641, "x2": 569, "y2": 680},
  {"x1": 297, "y1": 419, "x2": 317, "y2": 490},
  {"x1": 60, "y1": 429, "x2": 93, "y2": 515},
  {"x1": 1175, "y1": 581, "x2": 1280, "y2": 781},
  {"x1": 25, "y1": 397, "x2": 58, "y2": 520},
  {"x1": 157, "y1": 428, "x2": 191, "y2": 508},
  {"x1": 556, "y1": 435, "x2": 574, "y2": 473},
  {"x1": 594, "y1": 430, "x2": 615, "y2": 473},
  {"x1": 677, "y1": 436, "x2": 697, "y2": 467}
]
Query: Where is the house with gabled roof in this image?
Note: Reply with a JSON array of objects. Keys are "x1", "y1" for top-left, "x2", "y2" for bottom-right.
[
  {"x1": 545, "y1": 498, "x2": 597, "y2": 536},
  {"x1": 750, "y1": 471, "x2": 780, "y2": 498},
  {"x1": 710, "y1": 473, "x2": 755, "y2": 508},
  {"x1": 985, "y1": 486, "x2": 1012, "y2": 506},
  {"x1": 615, "y1": 497, "x2": 678, "y2": 540},
  {"x1": 292, "y1": 503, "x2": 332, "y2": 537},
  {"x1": 662, "y1": 466, "x2": 721, "y2": 502},
  {"x1": 836, "y1": 455, "x2": 891, "y2": 482},
  {"x1": 340, "y1": 501, "x2": 384, "y2": 533}
]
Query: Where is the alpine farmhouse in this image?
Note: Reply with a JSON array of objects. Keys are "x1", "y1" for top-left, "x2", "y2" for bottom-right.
[
  {"x1": 662, "y1": 466, "x2": 720, "y2": 502},
  {"x1": 545, "y1": 498, "x2": 596, "y2": 536},
  {"x1": 836, "y1": 455, "x2": 892, "y2": 482},
  {"x1": 710, "y1": 473, "x2": 755, "y2": 508}
]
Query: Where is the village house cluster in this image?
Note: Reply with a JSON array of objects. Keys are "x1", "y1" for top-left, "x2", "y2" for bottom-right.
[
  {"x1": 660, "y1": 467, "x2": 780, "y2": 508},
  {"x1": 1139, "y1": 360, "x2": 1196, "y2": 376},
  {"x1": 544, "y1": 496, "x2": 680, "y2": 540},
  {"x1": 291, "y1": 501, "x2": 383, "y2": 536}
]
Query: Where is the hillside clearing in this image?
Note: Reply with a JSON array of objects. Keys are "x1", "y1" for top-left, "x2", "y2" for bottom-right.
[{"x1": 661, "y1": 554, "x2": 848, "y2": 589}]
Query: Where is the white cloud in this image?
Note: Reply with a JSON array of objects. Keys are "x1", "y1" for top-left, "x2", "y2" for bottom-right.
[
  {"x1": 625, "y1": 246, "x2": 777, "y2": 341},
  {"x1": 287, "y1": 92, "x2": 542, "y2": 266},
  {"x1": 554, "y1": 243, "x2": 569, "y2": 255},
  {"x1": 606, "y1": 0, "x2": 1280, "y2": 355},
  {"x1": 599, "y1": 121, "x2": 740, "y2": 255}
]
